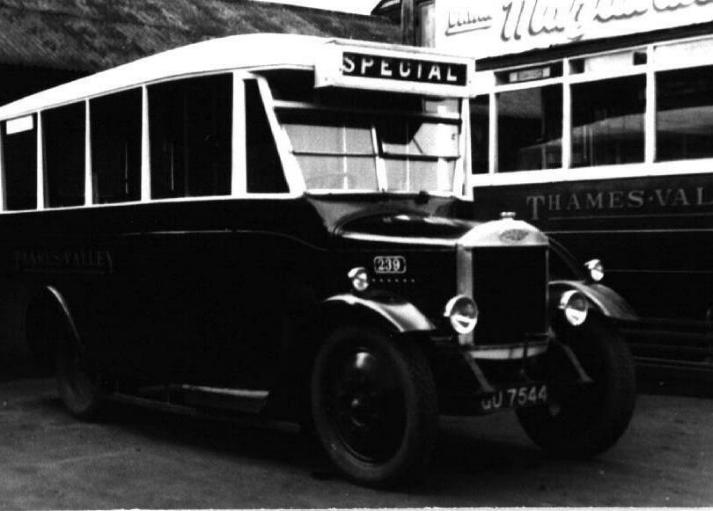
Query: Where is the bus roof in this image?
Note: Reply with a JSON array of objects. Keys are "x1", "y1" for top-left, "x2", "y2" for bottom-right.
[{"x1": 0, "y1": 33, "x2": 473, "y2": 120}]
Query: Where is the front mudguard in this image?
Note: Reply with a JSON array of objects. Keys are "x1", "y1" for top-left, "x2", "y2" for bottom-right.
[
  {"x1": 546, "y1": 280, "x2": 636, "y2": 386},
  {"x1": 322, "y1": 292, "x2": 435, "y2": 334},
  {"x1": 266, "y1": 292, "x2": 436, "y2": 421},
  {"x1": 549, "y1": 280, "x2": 637, "y2": 323}
]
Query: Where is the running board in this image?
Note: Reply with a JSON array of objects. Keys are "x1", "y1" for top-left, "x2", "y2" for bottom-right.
[
  {"x1": 179, "y1": 385, "x2": 269, "y2": 414},
  {"x1": 112, "y1": 384, "x2": 270, "y2": 415}
]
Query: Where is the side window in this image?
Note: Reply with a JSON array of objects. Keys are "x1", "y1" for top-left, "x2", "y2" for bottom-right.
[
  {"x1": 149, "y1": 74, "x2": 232, "y2": 199},
  {"x1": 43, "y1": 102, "x2": 85, "y2": 208},
  {"x1": 416, "y1": 1, "x2": 435, "y2": 47},
  {"x1": 497, "y1": 85, "x2": 562, "y2": 171},
  {"x1": 90, "y1": 89, "x2": 141, "y2": 203},
  {"x1": 245, "y1": 80, "x2": 288, "y2": 193},
  {"x1": 571, "y1": 75, "x2": 645, "y2": 167},
  {"x1": 3, "y1": 115, "x2": 37, "y2": 210},
  {"x1": 470, "y1": 95, "x2": 489, "y2": 174},
  {"x1": 656, "y1": 65, "x2": 713, "y2": 161}
]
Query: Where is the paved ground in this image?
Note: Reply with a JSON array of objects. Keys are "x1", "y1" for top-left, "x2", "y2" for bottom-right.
[{"x1": 1, "y1": 378, "x2": 712, "y2": 508}]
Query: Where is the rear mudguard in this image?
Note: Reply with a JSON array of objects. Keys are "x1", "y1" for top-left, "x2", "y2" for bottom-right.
[
  {"x1": 549, "y1": 280, "x2": 637, "y2": 322},
  {"x1": 25, "y1": 286, "x2": 82, "y2": 369},
  {"x1": 322, "y1": 293, "x2": 435, "y2": 333}
]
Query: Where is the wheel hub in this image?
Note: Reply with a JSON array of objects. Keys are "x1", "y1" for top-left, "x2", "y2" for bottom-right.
[{"x1": 326, "y1": 347, "x2": 406, "y2": 462}]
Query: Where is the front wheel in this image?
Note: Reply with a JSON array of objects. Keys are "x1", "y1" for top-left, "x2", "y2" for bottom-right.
[
  {"x1": 517, "y1": 316, "x2": 636, "y2": 458},
  {"x1": 311, "y1": 326, "x2": 437, "y2": 486}
]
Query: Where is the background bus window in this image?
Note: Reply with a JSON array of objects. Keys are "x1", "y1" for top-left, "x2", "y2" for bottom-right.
[
  {"x1": 497, "y1": 85, "x2": 562, "y2": 172},
  {"x1": 246, "y1": 80, "x2": 289, "y2": 193},
  {"x1": 656, "y1": 66, "x2": 713, "y2": 161},
  {"x1": 416, "y1": 1, "x2": 435, "y2": 47},
  {"x1": 470, "y1": 95, "x2": 489, "y2": 174},
  {"x1": 43, "y1": 103, "x2": 85, "y2": 208},
  {"x1": 149, "y1": 74, "x2": 232, "y2": 199},
  {"x1": 571, "y1": 75, "x2": 645, "y2": 167},
  {"x1": 3, "y1": 115, "x2": 37, "y2": 210},
  {"x1": 90, "y1": 89, "x2": 141, "y2": 203}
]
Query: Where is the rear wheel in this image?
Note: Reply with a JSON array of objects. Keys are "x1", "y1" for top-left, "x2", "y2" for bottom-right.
[
  {"x1": 517, "y1": 317, "x2": 635, "y2": 457},
  {"x1": 311, "y1": 326, "x2": 437, "y2": 486},
  {"x1": 55, "y1": 333, "x2": 103, "y2": 420}
]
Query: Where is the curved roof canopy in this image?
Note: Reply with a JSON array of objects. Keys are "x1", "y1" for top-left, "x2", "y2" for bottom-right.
[{"x1": 0, "y1": 32, "x2": 472, "y2": 119}]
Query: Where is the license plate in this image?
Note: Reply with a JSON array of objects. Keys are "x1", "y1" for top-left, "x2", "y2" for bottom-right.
[{"x1": 477, "y1": 383, "x2": 548, "y2": 413}]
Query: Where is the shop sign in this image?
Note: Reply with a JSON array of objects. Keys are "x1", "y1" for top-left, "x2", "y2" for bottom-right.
[{"x1": 436, "y1": 0, "x2": 713, "y2": 58}]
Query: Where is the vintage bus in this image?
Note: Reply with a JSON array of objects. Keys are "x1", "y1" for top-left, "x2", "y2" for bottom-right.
[
  {"x1": 0, "y1": 33, "x2": 636, "y2": 486},
  {"x1": 460, "y1": 17, "x2": 713, "y2": 384}
]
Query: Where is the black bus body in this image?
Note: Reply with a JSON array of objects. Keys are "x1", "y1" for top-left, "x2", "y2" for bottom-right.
[{"x1": 0, "y1": 33, "x2": 636, "y2": 486}]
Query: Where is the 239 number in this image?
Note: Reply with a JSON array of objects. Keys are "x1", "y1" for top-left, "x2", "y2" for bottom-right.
[{"x1": 373, "y1": 256, "x2": 406, "y2": 274}]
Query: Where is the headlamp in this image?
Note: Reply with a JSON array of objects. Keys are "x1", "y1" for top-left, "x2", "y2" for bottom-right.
[
  {"x1": 584, "y1": 259, "x2": 604, "y2": 282},
  {"x1": 348, "y1": 267, "x2": 369, "y2": 292},
  {"x1": 558, "y1": 290, "x2": 589, "y2": 326},
  {"x1": 444, "y1": 295, "x2": 479, "y2": 335}
]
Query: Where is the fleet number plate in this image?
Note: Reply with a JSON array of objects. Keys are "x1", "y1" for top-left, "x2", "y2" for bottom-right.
[
  {"x1": 373, "y1": 255, "x2": 406, "y2": 274},
  {"x1": 478, "y1": 383, "x2": 547, "y2": 413}
]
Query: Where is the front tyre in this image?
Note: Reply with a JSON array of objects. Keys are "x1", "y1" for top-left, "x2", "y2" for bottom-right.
[
  {"x1": 311, "y1": 326, "x2": 437, "y2": 486},
  {"x1": 55, "y1": 334, "x2": 103, "y2": 420},
  {"x1": 517, "y1": 316, "x2": 635, "y2": 458}
]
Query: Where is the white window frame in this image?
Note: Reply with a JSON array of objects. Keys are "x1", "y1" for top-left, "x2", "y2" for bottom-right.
[
  {"x1": 471, "y1": 33, "x2": 713, "y2": 188},
  {"x1": 84, "y1": 99, "x2": 92, "y2": 206},
  {"x1": 0, "y1": 64, "x2": 471, "y2": 212},
  {"x1": 36, "y1": 112, "x2": 44, "y2": 210},
  {"x1": 0, "y1": 114, "x2": 38, "y2": 212}
]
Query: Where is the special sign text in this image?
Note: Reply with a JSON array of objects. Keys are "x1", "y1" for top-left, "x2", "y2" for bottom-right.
[{"x1": 342, "y1": 52, "x2": 468, "y2": 86}]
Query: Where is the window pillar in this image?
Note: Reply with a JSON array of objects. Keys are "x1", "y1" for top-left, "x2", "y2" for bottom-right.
[
  {"x1": 562, "y1": 59, "x2": 572, "y2": 170},
  {"x1": 84, "y1": 99, "x2": 92, "y2": 205},
  {"x1": 488, "y1": 92, "x2": 497, "y2": 174},
  {"x1": 0, "y1": 129, "x2": 5, "y2": 212},
  {"x1": 141, "y1": 85, "x2": 150, "y2": 201},
  {"x1": 36, "y1": 113, "x2": 44, "y2": 210},
  {"x1": 232, "y1": 73, "x2": 247, "y2": 195},
  {"x1": 645, "y1": 44, "x2": 656, "y2": 164}
]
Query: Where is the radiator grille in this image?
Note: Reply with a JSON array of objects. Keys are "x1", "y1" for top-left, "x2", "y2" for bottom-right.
[{"x1": 471, "y1": 246, "x2": 548, "y2": 345}]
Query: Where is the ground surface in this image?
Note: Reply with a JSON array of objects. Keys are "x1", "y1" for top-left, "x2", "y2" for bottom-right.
[{"x1": 0, "y1": 378, "x2": 712, "y2": 508}]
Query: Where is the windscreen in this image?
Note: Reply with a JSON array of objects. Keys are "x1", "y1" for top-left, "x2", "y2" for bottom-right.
[{"x1": 266, "y1": 70, "x2": 462, "y2": 194}]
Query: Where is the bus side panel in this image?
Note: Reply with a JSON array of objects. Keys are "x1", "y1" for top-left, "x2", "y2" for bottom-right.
[
  {"x1": 472, "y1": 172, "x2": 713, "y2": 325},
  {"x1": 0, "y1": 198, "x2": 329, "y2": 392}
]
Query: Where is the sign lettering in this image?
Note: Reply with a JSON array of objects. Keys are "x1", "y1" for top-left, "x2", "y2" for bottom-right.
[
  {"x1": 524, "y1": 185, "x2": 713, "y2": 220},
  {"x1": 498, "y1": 0, "x2": 712, "y2": 42},
  {"x1": 447, "y1": 8, "x2": 494, "y2": 34},
  {"x1": 342, "y1": 52, "x2": 468, "y2": 86},
  {"x1": 14, "y1": 248, "x2": 114, "y2": 274},
  {"x1": 436, "y1": 0, "x2": 713, "y2": 58}
]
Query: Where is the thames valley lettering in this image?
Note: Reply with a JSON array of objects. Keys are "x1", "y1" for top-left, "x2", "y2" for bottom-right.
[
  {"x1": 14, "y1": 248, "x2": 114, "y2": 274},
  {"x1": 526, "y1": 186, "x2": 713, "y2": 220}
]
